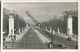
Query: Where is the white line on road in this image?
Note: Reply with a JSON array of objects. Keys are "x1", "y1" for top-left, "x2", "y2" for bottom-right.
[{"x1": 33, "y1": 28, "x2": 51, "y2": 43}]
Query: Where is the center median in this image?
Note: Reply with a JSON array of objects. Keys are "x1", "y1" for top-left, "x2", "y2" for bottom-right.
[{"x1": 32, "y1": 27, "x2": 51, "y2": 43}]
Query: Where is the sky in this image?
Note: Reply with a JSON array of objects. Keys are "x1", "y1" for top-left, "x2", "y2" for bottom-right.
[{"x1": 4, "y1": 2, "x2": 78, "y2": 24}]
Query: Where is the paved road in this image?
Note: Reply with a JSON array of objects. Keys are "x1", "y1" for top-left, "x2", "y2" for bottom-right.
[
  {"x1": 4, "y1": 27, "x2": 78, "y2": 49},
  {"x1": 35, "y1": 27, "x2": 78, "y2": 49},
  {"x1": 20, "y1": 28, "x2": 42, "y2": 43},
  {"x1": 4, "y1": 27, "x2": 48, "y2": 49}
]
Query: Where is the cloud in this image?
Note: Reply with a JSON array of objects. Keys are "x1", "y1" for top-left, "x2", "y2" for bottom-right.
[{"x1": 4, "y1": 2, "x2": 77, "y2": 24}]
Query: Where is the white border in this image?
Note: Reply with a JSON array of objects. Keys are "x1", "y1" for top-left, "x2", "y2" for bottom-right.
[
  {"x1": 1, "y1": 1, "x2": 3, "y2": 52},
  {"x1": 1, "y1": 1, "x2": 79, "y2": 52},
  {"x1": 78, "y1": 0, "x2": 80, "y2": 51},
  {"x1": 2, "y1": 0, "x2": 78, "y2": 2}
]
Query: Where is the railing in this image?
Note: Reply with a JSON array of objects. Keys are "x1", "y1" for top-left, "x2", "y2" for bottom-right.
[{"x1": 3, "y1": 42, "x2": 77, "y2": 49}]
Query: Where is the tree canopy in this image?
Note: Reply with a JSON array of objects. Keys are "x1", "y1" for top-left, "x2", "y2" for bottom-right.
[
  {"x1": 41, "y1": 10, "x2": 78, "y2": 34},
  {"x1": 3, "y1": 8, "x2": 26, "y2": 36}
]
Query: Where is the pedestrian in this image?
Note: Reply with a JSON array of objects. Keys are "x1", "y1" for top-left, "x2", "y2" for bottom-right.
[
  {"x1": 14, "y1": 35, "x2": 16, "y2": 40},
  {"x1": 3, "y1": 38, "x2": 5, "y2": 41},
  {"x1": 47, "y1": 41, "x2": 54, "y2": 49}
]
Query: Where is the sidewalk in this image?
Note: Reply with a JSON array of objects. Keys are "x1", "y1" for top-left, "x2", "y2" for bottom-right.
[
  {"x1": 4, "y1": 27, "x2": 30, "y2": 42},
  {"x1": 53, "y1": 33, "x2": 78, "y2": 41},
  {"x1": 36, "y1": 27, "x2": 78, "y2": 42},
  {"x1": 43, "y1": 28, "x2": 78, "y2": 41}
]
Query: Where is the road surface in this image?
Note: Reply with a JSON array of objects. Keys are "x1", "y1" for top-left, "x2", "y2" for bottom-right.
[{"x1": 4, "y1": 27, "x2": 78, "y2": 49}]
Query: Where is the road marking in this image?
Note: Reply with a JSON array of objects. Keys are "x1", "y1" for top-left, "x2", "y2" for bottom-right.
[{"x1": 33, "y1": 28, "x2": 51, "y2": 43}]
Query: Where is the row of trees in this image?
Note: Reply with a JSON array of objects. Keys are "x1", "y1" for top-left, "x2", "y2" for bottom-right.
[
  {"x1": 3, "y1": 8, "x2": 26, "y2": 36},
  {"x1": 40, "y1": 10, "x2": 78, "y2": 34},
  {"x1": 14, "y1": 14, "x2": 26, "y2": 33}
]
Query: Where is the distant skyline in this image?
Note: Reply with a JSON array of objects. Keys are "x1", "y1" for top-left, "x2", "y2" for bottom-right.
[{"x1": 4, "y1": 2, "x2": 77, "y2": 24}]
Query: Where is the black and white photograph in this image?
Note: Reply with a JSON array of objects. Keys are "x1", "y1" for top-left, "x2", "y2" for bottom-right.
[
  {"x1": 3, "y1": 2, "x2": 78, "y2": 49},
  {"x1": 0, "y1": 1, "x2": 1, "y2": 50}
]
